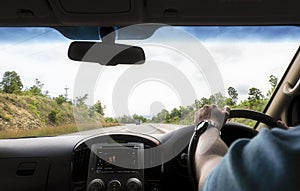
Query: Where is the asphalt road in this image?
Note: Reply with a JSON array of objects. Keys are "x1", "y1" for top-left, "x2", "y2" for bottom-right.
[{"x1": 67, "y1": 123, "x2": 185, "y2": 136}]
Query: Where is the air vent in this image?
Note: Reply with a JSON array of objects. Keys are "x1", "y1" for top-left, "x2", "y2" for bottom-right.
[{"x1": 72, "y1": 147, "x2": 90, "y2": 182}]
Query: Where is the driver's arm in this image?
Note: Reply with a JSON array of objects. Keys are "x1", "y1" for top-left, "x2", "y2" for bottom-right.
[
  {"x1": 195, "y1": 128, "x2": 228, "y2": 190},
  {"x1": 194, "y1": 105, "x2": 293, "y2": 191},
  {"x1": 194, "y1": 105, "x2": 229, "y2": 190}
]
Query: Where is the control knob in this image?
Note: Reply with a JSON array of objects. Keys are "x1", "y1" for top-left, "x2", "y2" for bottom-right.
[
  {"x1": 87, "y1": 179, "x2": 105, "y2": 191},
  {"x1": 108, "y1": 180, "x2": 122, "y2": 191},
  {"x1": 126, "y1": 178, "x2": 142, "y2": 191}
]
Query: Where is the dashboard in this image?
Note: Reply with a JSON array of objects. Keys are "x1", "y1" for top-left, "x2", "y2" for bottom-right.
[{"x1": 0, "y1": 126, "x2": 195, "y2": 191}]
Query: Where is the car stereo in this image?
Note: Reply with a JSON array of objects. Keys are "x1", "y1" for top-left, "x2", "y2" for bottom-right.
[{"x1": 87, "y1": 143, "x2": 144, "y2": 191}]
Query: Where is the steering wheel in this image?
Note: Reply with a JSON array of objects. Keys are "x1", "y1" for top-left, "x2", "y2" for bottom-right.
[{"x1": 187, "y1": 109, "x2": 278, "y2": 190}]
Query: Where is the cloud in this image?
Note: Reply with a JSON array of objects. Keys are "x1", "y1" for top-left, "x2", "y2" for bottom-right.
[
  {"x1": 180, "y1": 26, "x2": 300, "y2": 42},
  {"x1": 0, "y1": 28, "x2": 68, "y2": 44},
  {"x1": 202, "y1": 41, "x2": 299, "y2": 101},
  {"x1": 0, "y1": 42, "x2": 80, "y2": 97}
]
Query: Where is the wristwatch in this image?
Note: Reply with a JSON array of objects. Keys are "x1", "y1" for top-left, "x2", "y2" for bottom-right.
[{"x1": 194, "y1": 120, "x2": 220, "y2": 138}]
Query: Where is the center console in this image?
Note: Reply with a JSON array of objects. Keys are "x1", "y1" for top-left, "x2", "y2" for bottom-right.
[{"x1": 87, "y1": 143, "x2": 144, "y2": 191}]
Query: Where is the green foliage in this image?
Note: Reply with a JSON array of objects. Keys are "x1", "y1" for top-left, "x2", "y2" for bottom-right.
[
  {"x1": 0, "y1": 71, "x2": 23, "y2": 94},
  {"x1": 115, "y1": 114, "x2": 148, "y2": 124},
  {"x1": 117, "y1": 115, "x2": 136, "y2": 124},
  {"x1": 0, "y1": 112, "x2": 11, "y2": 121},
  {"x1": 227, "y1": 87, "x2": 238, "y2": 105},
  {"x1": 27, "y1": 100, "x2": 41, "y2": 119},
  {"x1": 267, "y1": 75, "x2": 278, "y2": 97},
  {"x1": 248, "y1": 87, "x2": 264, "y2": 100},
  {"x1": 91, "y1": 101, "x2": 105, "y2": 116},
  {"x1": 29, "y1": 79, "x2": 44, "y2": 96},
  {"x1": 150, "y1": 75, "x2": 278, "y2": 127},
  {"x1": 133, "y1": 114, "x2": 147, "y2": 123},
  {"x1": 151, "y1": 109, "x2": 170, "y2": 123},
  {"x1": 48, "y1": 110, "x2": 60, "y2": 123},
  {"x1": 22, "y1": 79, "x2": 48, "y2": 97},
  {"x1": 55, "y1": 95, "x2": 67, "y2": 105},
  {"x1": 247, "y1": 87, "x2": 264, "y2": 109},
  {"x1": 209, "y1": 93, "x2": 227, "y2": 108},
  {"x1": 194, "y1": 97, "x2": 211, "y2": 110},
  {"x1": 105, "y1": 117, "x2": 119, "y2": 123},
  {"x1": 269, "y1": 75, "x2": 278, "y2": 89},
  {"x1": 75, "y1": 94, "x2": 88, "y2": 106},
  {"x1": 0, "y1": 69, "x2": 280, "y2": 130}
]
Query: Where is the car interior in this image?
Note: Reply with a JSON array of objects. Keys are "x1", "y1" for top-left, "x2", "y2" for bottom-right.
[{"x1": 0, "y1": 0, "x2": 300, "y2": 191}]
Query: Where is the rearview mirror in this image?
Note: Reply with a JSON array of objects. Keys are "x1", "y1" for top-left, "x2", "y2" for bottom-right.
[{"x1": 68, "y1": 42, "x2": 145, "y2": 66}]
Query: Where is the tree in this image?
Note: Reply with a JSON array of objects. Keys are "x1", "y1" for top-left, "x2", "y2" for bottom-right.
[
  {"x1": 180, "y1": 106, "x2": 193, "y2": 119},
  {"x1": 92, "y1": 100, "x2": 105, "y2": 116},
  {"x1": 194, "y1": 97, "x2": 211, "y2": 109},
  {"x1": 209, "y1": 93, "x2": 226, "y2": 107},
  {"x1": 227, "y1": 87, "x2": 238, "y2": 105},
  {"x1": 248, "y1": 87, "x2": 264, "y2": 100},
  {"x1": 267, "y1": 75, "x2": 278, "y2": 97},
  {"x1": 269, "y1": 75, "x2": 278, "y2": 89},
  {"x1": 0, "y1": 71, "x2": 23, "y2": 94},
  {"x1": 74, "y1": 94, "x2": 88, "y2": 106},
  {"x1": 117, "y1": 115, "x2": 135, "y2": 124},
  {"x1": 151, "y1": 109, "x2": 170, "y2": 123},
  {"x1": 28, "y1": 78, "x2": 44, "y2": 96},
  {"x1": 247, "y1": 87, "x2": 264, "y2": 109},
  {"x1": 132, "y1": 114, "x2": 147, "y2": 123}
]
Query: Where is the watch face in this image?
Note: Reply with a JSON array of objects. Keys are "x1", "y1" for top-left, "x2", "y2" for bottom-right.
[{"x1": 195, "y1": 120, "x2": 208, "y2": 132}]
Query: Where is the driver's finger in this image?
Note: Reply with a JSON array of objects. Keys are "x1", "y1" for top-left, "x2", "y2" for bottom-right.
[
  {"x1": 222, "y1": 106, "x2": 230, "y2": 121},
  {"x1": 277, "y1": 120, "x2": 288, "y2": 129}
]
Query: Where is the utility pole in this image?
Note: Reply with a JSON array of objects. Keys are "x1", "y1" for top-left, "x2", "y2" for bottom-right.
[{"x1": 64, "y1": 85, "x2": 69, "y2": 99}]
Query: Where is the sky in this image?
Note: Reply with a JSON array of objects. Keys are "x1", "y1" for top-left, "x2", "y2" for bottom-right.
[{"x1": 0, "y1": 26, "x2": 299, "y2": 117}]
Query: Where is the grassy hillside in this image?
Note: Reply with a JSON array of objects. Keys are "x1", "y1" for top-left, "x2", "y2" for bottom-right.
[
  {"x1": 0, "y1": 93, "x2": 118, "y2": 138},
  {"x1": 0, "y1": 93, "x2": 73, "y2": 130}
]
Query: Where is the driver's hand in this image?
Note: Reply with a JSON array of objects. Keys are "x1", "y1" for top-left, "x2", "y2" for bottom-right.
[{"x1": 194, "y1": 105, "x2": 230, "y2": 131}]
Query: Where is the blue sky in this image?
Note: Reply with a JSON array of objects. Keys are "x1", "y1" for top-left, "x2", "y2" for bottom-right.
[
  {"x1": 1, "y1": 26, "x2": 300, "y2": 42},
  {"x1": 181, "y1": 26, "x2": 300, "y2": 42},
  {"x1": 0, "y1": 27, "x2": 68, "y2": 43}
]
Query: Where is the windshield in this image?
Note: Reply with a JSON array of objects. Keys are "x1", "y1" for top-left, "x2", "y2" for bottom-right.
[{"x1": 0, "y1": 25, "x2": 299, "y2": 138}]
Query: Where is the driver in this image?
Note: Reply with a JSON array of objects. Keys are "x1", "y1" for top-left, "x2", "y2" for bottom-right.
[{"x1": 194, "y1": 105, "x2": 300, "y2": 191}]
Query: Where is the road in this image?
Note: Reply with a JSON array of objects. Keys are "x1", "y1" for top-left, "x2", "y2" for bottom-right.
[{"x1": 67, "y1": 123, "x2": 186, "y2": 136}]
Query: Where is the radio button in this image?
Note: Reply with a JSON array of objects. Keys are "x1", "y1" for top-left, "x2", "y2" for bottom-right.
[
  {"x1": 87, "y1": 179, "x2": 105, "y2": 191},
  {"x1": 126, "y1": 178, "x2": 142, "y2": 191}
]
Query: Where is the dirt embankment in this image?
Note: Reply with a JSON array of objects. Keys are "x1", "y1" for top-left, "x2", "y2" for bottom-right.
[{"x1": 0, "y1": 94, "x2": 74, "y2": 131}]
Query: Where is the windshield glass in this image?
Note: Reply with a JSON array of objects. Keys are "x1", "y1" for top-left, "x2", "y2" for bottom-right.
[{"x1": 0, "y1": 25, "x2": 299, "y2": 138}]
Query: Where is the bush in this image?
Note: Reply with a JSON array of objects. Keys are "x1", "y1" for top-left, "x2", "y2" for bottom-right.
[
  {"x1": 0, "y1": 112, "x2": 11, "y2": 121},
  {"x1": 48, "y1": 110, "x2": 59, "y2": 123},
  {"x1": 55, "y1": 95, "x2": 67, "y2": 105},
  {"x1": 27, "y1": 100, "x2": 41, "y2": 118}
]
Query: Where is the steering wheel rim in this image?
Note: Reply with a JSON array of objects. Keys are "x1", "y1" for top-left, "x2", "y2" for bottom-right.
[
  {"x1": 229, "y1": 109, "x2": 278, "y2": 129},
  {"x1": 187, "y1": 109, "x2": 278, "y2": 190}
]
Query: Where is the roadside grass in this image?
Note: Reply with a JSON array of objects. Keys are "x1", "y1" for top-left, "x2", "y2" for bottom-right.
[{"x1": 0, "y1": 122, "x2": 119, "y2": 139}]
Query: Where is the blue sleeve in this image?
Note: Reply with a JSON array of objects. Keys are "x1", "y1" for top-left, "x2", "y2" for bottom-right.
[{"x1": 202, "y1": 126, "x2": 300, "y2": 191}]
